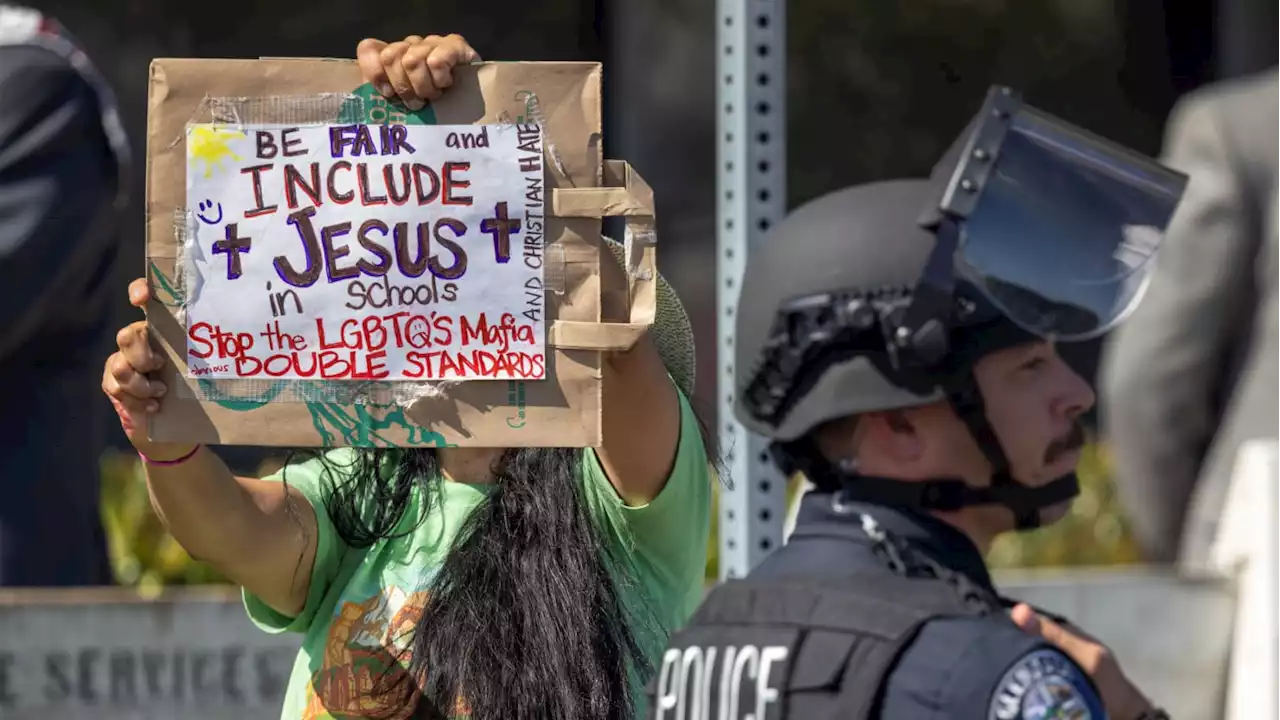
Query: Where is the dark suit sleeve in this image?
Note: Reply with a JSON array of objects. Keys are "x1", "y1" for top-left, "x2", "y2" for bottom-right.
[
  {"x1": 0, "y1": 44, "x2": 116, "y2": 363},
  {"x1": 1099, "y1": 89, "x2": 1259, "y2": 563}
]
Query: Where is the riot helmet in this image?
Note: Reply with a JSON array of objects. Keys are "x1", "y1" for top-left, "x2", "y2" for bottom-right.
[{"x1": 735, "y1": 86, "x2": 1188, "y2": 529}]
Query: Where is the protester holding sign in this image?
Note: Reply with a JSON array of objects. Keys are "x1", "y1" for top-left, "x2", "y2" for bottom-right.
[{"x1": 101, "y1": 33, "x2": 712, "y2": 720}]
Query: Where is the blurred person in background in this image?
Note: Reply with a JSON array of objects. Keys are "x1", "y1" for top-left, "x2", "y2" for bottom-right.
[
  {"x1": 0, "y1": 4, "x2": 128, "y2": 587},
  {"x1": 1102, "y1": 68, "x2": 1278, "y2": 569}
]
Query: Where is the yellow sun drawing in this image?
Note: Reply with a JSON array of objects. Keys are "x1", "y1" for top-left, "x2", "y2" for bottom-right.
[{"x1": 188, "y1": 126, "x2": 246, "y2": 178}]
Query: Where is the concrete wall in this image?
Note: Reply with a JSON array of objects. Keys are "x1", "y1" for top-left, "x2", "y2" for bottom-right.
[
  {"x1": 0, "y1": 570, "x2": 1236, "y2": 719},
  {"x1": 0, "y1": 588, "x2": 299, "y2": 720},
  {"x1": 997, "y1": 568, "x2": 1237, "y2": 720}
]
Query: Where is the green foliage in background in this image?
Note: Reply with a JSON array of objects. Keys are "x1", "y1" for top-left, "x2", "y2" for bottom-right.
[
  {"x1": 99, "y1": 450, "x2": 227, "y2": 596},
  {"x1": 100, "y1": 441, "x2": 1140, "y2": 594}
]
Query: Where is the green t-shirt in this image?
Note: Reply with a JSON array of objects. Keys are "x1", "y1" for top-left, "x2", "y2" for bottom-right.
[{"x1": 243, "y1": 389, "x2": 711, "y2": 719}]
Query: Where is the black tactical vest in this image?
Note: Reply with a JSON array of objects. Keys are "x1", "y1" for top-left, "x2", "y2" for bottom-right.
[{"x1": 646, "y1": 567, "x2": 1000, "y2": 720}]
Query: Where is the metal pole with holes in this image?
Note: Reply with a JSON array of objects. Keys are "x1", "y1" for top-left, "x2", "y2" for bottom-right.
[{"x1": 715, "y1": 0, "x2": 789, "y2": 581}]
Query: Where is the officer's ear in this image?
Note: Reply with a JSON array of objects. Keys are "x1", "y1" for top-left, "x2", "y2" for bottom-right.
[
  {"x1": 813, "y1": 414, "x2": 864, "y2": 462},
  {"x1": 857, "y1": 410, "x2": 925, "y2": 465}
]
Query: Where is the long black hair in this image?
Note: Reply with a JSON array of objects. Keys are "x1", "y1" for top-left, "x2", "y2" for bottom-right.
[{"x1": 308, "y1": 445, "x2": 656, "y2": 720}]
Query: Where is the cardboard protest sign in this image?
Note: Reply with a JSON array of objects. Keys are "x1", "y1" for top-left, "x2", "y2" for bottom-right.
[{"x1": 145, "y1": 59, "x2": 657, "y2": 448}]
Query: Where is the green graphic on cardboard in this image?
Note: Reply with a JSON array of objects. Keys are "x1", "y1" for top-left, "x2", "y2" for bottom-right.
[
  {"x1": 340, "y1": 84, "x2": 543, "y2": 127},
  {"x1": 342, "y1": 83, "x2": 439, "y2": 126}
]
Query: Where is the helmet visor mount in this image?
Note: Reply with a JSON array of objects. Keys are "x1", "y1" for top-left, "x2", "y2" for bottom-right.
[
  {"x1": 920, "y1": 86, "x2": 1189, "y2": 345},
  {"x1": 879, "y1": 87, "x2": 1192, "y2": 529}
]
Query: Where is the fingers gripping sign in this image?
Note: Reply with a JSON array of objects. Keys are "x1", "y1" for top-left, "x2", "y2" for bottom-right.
[
  {"x1": 356, "y1": 34, "x2": 481, "y2": 110},
  {"x1": 988, "y1": 648, "x2": 1105, "y2": 720},
  {"x1": 101, "y1": 278, "x2": 195, "y2": 460}
]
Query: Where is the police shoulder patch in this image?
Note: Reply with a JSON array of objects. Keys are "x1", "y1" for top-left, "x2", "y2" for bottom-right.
[{"x1": 987, "y1": 648, "x2": 1105, "y2": 720}]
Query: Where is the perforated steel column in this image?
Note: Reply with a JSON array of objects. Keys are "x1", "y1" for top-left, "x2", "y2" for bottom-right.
[{"x1": 716, "y1": 0, "x2": 788, "y2": 581}]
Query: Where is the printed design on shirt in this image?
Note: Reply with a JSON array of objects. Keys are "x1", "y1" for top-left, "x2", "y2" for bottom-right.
[
  {"x1": 300, "y1": 583, "x2": 474, "y2": 720},
  {"x1": 987, "y1": 648, "x2": 1104, "y2": 720},
  {"x1": 301, "y1": 584, "x2": 428, "y2": 720}
]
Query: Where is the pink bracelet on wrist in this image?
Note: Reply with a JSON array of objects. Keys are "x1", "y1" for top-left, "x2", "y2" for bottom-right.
[{"x1": 138, "y1": 444, "x2": 203, "y2": 466}]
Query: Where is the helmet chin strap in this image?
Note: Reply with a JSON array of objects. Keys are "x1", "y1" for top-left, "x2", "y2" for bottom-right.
[
  {"x1": 773, "y1": 373, "x2": 1080, "y2": 531},
  {"x1": 944, "y1": 373, "x2": 1079, "y2": 530}
]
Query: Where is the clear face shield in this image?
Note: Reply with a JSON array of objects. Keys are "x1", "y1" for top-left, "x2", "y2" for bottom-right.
[{"x1": 912, "y1": 86, "x2": 1189, "y2": 349}]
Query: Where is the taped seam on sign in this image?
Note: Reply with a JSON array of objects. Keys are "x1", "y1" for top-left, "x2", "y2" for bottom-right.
[
  {"x1": 551, "y1": 163, "x2": 656, "y2": 218},
  {"x1": 176, "y1": 377, "x2": 462, "y2": 406},
  {"x1": 625, "y1": 219, "x2": 657, "y2": 280},
  {"x1": 548, "y1": 320, "x2": 647, "y2": 351},
  {"x1": 394, "y1": 379, "x2": 458, "y2": 410},
  {"x1": 622, "y1": 220, "x2": 657, "y2": 327},
  {"x1": 172, "y1": 207, "x2": 205, "y2": 310},
  {"x1": 545, "y1": 243, "x2": 568, "y2": 297},
  {"x1": 193, "y1": 93, "x2": 365, "y2": 128},
  {"x1": 552, "y1": 188, "x2": 655, "y2": 217}
]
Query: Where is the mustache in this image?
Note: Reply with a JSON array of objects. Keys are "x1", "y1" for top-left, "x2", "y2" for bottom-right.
[{"x1": 1044, "y1": 421, "x2": 1086, "y2": 463}]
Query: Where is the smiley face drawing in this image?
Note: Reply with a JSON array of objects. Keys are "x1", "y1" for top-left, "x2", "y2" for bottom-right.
[{"x1": 196, "y1": 199, "x2": 223, "y2": 225}]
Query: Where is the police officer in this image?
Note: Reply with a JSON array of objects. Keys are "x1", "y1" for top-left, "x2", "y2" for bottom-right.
[{"x1": 649, "y1": 88, "x2": 1187, "y2": 719}]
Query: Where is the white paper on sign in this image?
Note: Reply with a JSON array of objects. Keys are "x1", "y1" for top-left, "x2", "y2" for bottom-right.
[{"x1": 182, "y1": 122, "x2": 547, "y2": 382}]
